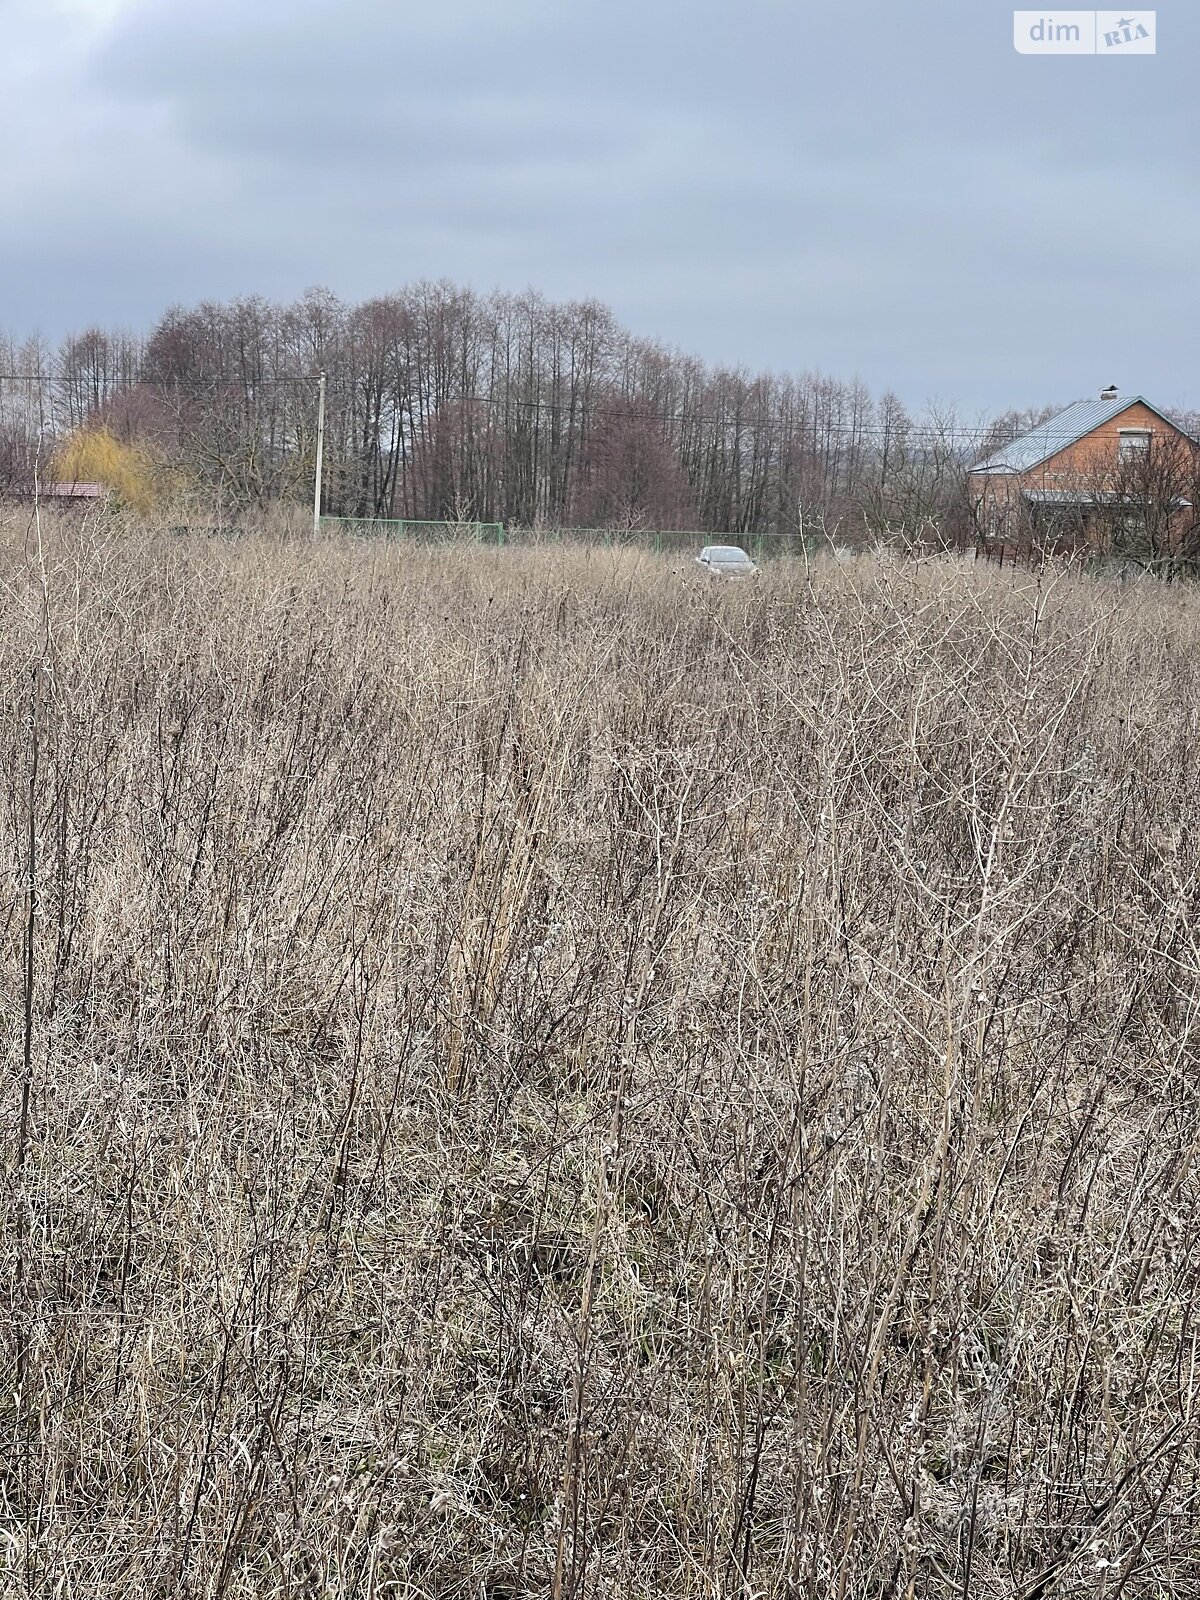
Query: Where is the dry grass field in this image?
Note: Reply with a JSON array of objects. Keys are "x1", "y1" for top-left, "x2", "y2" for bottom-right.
[{"x1": 1, "y1": 513, "x2": 1199, "y2": 1599}]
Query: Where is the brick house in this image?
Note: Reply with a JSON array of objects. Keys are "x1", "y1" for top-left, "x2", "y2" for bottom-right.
[{"x1": 967, "y1": 388, "x2": 1199, "y2": 559}]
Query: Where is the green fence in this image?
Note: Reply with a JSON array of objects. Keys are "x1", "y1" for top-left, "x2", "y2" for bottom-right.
[
  {"x1": 321, "y1": 517, "x2": 507, "y2": 544},
  {"x1": 535, "y1": 527, "x2": 815, "y2": 558},
  {"x1": 320, "y1": 517, "x2": 814, "y2": 559}
]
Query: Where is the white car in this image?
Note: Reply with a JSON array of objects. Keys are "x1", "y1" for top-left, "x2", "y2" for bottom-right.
[{"x1": 695, "y1": 544, "x2": 757, "y2": 578}]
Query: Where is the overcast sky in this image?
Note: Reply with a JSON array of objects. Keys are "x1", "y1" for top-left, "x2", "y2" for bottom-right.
[{"x1": 1, "y1": 0, "x2": 1196, "y2": 413}]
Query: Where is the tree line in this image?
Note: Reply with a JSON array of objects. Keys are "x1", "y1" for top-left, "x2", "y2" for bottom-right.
[
  {"x1": 4, "y1": 285, "x2": 1197, "y2": 552},
  {"x1": 1, "y1": 283, "x2": 1031, "y2": 541}
]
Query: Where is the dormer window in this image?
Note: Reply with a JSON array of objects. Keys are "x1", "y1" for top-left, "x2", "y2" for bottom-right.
[{"x1": 1119, "y1": 428, "x2": 1152, "y2": 461}]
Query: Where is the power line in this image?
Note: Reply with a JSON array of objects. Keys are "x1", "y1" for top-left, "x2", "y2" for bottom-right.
[
  {"x1": 0, "y1": 373, "x2": 1191, "y2": 448},
  {"x1": 0, "y1": 373, "x2": 317, "y2": 387}
]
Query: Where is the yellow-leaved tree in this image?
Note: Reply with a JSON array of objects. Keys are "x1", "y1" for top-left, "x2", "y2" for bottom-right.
[{"x1": 53, "y1": 428, "x2": 159, "y2": 516}]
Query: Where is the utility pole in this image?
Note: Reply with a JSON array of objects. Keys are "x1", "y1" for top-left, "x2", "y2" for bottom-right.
[{"x1": 313, "y1": 369, "x2": 326, "y2": 537}]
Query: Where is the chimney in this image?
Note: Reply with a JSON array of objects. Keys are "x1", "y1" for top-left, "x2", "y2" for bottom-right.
[{"x1": 1101, "y1": 384, "x2": 1118, "y2": 401}]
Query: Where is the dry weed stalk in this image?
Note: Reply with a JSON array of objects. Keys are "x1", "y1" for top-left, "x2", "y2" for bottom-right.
[{"x1": 0, "y1": 512, "x2": 1198, "y2": 1598}]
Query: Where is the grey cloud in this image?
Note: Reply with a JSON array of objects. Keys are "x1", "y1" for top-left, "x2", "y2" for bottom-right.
[{"x1": 0, "y1": 0, "x2": 1197, "y2": 410}]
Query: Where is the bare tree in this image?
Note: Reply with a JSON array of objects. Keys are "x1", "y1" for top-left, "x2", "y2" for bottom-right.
[{"x1": 1102, "y1": 428, "x2": 1200, "y2": 576}]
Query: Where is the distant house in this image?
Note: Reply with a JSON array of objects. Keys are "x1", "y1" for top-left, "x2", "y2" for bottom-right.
[{"x1": 967, "y1": 389, "x2": 1199, "y2": 560}]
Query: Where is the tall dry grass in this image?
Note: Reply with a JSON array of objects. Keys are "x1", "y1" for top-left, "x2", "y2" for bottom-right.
[{"x1": 1, "y1": 511, "x2": 1199, "y2": 1598}]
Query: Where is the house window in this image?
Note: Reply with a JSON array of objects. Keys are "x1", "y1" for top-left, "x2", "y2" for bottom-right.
[{"x1": 1119, "y1": 428, "x2": 1152, "y2": 461}]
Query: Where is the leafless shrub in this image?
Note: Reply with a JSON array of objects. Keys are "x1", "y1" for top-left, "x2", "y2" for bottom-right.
[{"x1": 1, "y1": 509, "x2": 1199, "y2": 1598}]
